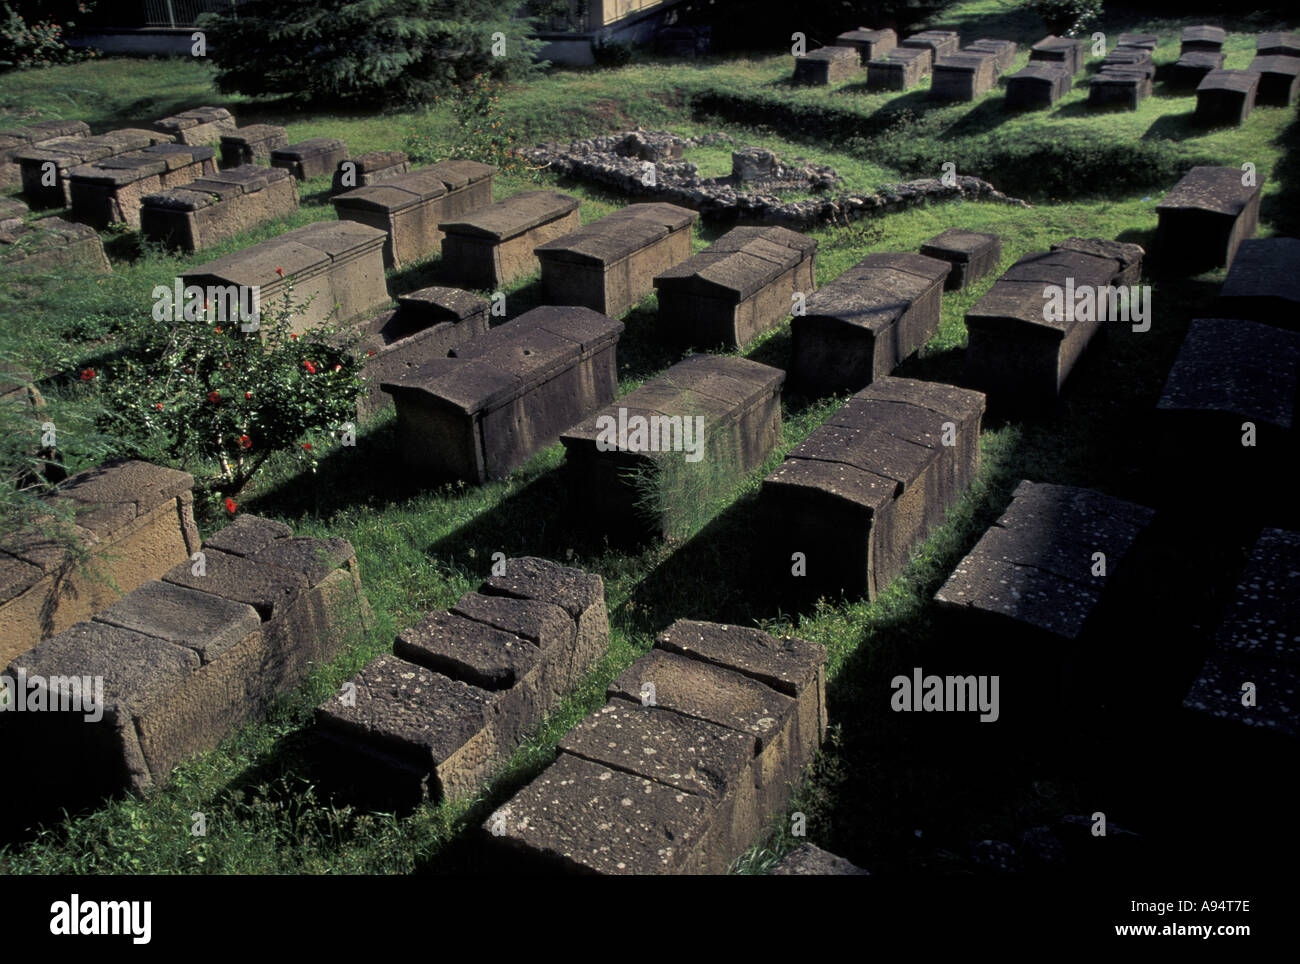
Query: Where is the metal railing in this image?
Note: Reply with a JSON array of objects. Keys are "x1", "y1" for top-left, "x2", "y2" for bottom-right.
[{"x1": 141, "y1": 0, "x2": 243, "y2": 28}]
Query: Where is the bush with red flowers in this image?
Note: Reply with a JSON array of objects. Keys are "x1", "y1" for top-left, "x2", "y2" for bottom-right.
[{"x1": 97, "y1": 279, "x2": 365, "y2": 496}]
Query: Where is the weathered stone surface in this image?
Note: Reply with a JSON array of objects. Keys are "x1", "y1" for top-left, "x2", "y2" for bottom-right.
[
  {"x1": 140, "y1": 164, "x2": 299, "y2": 251},
  {"x1": 1050, "y1": 236, "x2": 1145, "y2": 285},
  {"x1": 1214, "y1": 237, "x2": 1300, "y2": 324},
  {"x1": 561, "y1": 354, "x2": 785, "y2": 540},
  {"x1": 1157, "y1": 317, "x2": 1298, "y2": 431},
  {"x1": 352, "y1": 285, "x2": 490, "y2": 419},
  {"x1": 1117, "y1": 32, "x2": 1159, "y2": 51},
  {"x1": 654, "y1": 225, "x2": 817, "y2": 348},
  {"x1": 1257, "y1": 31, "x2": 1300, "y2": 58},
  {"x1": 792, "y1": 45, "x2": 861, "y2": 85},
  {"x1": 0, "y1": 459, "x2": 198, "y2": 667},
  {"x1": 17, "y1": 128, "x2": 174, "y2": 207},
  {"x1": 201, "y1": 513, "x2": 292, "y2": 558},
  {"x1": 966, "y1": 38, "x2": 1016, "y2": 74},
  {"x1": 486, "y1": 752, "x2": 715, "y2": 874},
  {"x1": 867, "y1": 46, "x2": 931, "y2": 90},
  {"x1": 219, "y1": 124, "x2": 288, "y2": 167},
  {"x1": 901, "y1": 30, "x2": 961, "y2": 60},
  {"x1": 770, "y1": 843, "x2": 869, "y2": 875},
  {"x1": 316, "y1": 556, "x2": 607, "y2": 806},
  {"x1": 931, "y1": 51, "x2": 998, "y2": 100},
  {"x1": 438, "y1": 190, "x2": 581, "y2": 288},
  {"x1": 791, "y1": 251, "x2": 951, "y2": 395},
  {"x1": 331, "y1": 159, "x2": 496, "y2": 269},
  {"x1": 331, "y1": 150, "x2": 411, "y2": 194},
  {"x1": 964, "y1": 247, "x2": 1126, "y2": 406},
  {"x1": 251, "y1": 536, "x2": 355, "y2": 585},
  {"x1": 4, "y1": 514, "x2": 369, "y2": 810},
  {"x1": 1089, "y1": 69, "x2": 1151, "y2": 110},
  {"x1": 270, "y1": 137, "x2": 348, "y2": 180},
  {"x1": 68, "y1": 143, "x2": 217, "y2": 229},
  {"x1": 1247, "y1": 54, "x2": 1300, "y2": 106},
  {"x1": 182, "y1": 219, "x2": 389, "y2": 332},
  {"x1": 1156, "y1": 166, "x2": 1261, "y2": 273},
  {"x1": 1168, "y1": 50, "x2": 1225, "y2": 89},
  {"x1": 152, "y1": 106, "x2": 235, "y2": 146},
  {"x1": 1029, "y1": 35, "x2": 1083, "y2": 75},
  {"x1": 381, "y1": 306, "x2": 622, "y2": 482},
  {"x1": 761, "y1": 376, "x2": 984, "y2": 601},
  {"x1": 1006, "y1": 64, "x2": 1072, "y2": 109},
  {"x1": 1184, "y1": 528, "x2": 1300, "y2": 740},
  {"x1": 833, "y1": 27, "x2": 898, "y2": 64},
  {"x1": 536, "y1": 202, "x2": 698, "y2": 317},
  {"x1": 0, "y1": 119, "x2": 89, "y2": 188},
  {"x1": 1181, "y1": 24, "x2": 1227, "y2": 54},
  {"x1": 0, "y1": 216, "x2": 111, "y2": 273},
  {"x1": 920, "y1": 228, "x2": 1001, "y2": 290},
  {"x1": 1196, "y1": 69, "x2": 1259, "y2": 126},
  {"x1": 935, "y1": 480, "x2": 1153, "y2": 641}
]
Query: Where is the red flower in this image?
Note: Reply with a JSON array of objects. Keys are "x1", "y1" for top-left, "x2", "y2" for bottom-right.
[
  {"x1": 239, "y1": 435, "x2": 252, "y2": 449},
  {"x1": 224, "y1": 498, "x2": 237, "y2": 514},
  {"x1": 208, "y1": 390, "x2": 220, "y2": 403},
  {"x1": 302, "y1": 442, "x2": 312, "y2": 451},
  {"x1": 304, "y1": 360, "x2": 317, "y2": 374},
  {"x1": 155, "y1": 402, "x2": 163, "y2": 410},
  {"x1": 366, "y1": 349, "x2": 375, "y2": 357},
  {"x1": 290, "y1": 333, "x2": 299, "y2": 341},
  {"x1": 80, "y1": 368, "x2": 95, "y2": 381},
  {"x1": 333, "y1": 363, "x2": 342, "y2": 372},
  {"x1": 215, "y1": 327, "x2": 222, "y2": 334},
  {"x1": 244, "y1": 391, "x2": 252, "y2": 399},
  {"x1": 275, "y1": 267, "x2": 284, "y2": 277}
]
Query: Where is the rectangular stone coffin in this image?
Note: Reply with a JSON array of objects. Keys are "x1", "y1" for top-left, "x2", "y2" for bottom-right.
[
  {"x1": 381, "y1": 305, "x2": 622, "y2": 483},
  {"x1": 331, "y1": 160, "x2": 497, "y2": 269},
  {"x1": 933, "y1": 481, "x2": 1155, "y2": 717},
  {"x1": 315, "y1": 557, "x2": 607, "y2": 807},
  {"x1": 654, "y1": 225, "x2": 817, "y2": 348},
  {"x1": 1155, "y1": 165, "x2": 1261, "y2": 273},
  {"x1": 331, "y1": 150, "x2": 411, "y2": 193},
  {"x1": 0, "y1": 216, "x2": 110, "y2": 274},
  {"x1": 1195, "y1": 70, "x2": 1259, "y2": 126},
  {"x1": 1168, "y1": 51, "x2": 1225, "y2": 89},
  {"x1": 1247, "y1": 55, "x2": 1300, "y2": 106},
  {"x1": 1156, "y1": 318, "x2": 1298, "y2": 513},
  {"x1": 761, "y1": 376, "x2": 984, "y2": 601},
  {"x1": 790, "y1": 251, "x2": 951, "y2": 396},
  {"x1": 181, "y1": 219, "x2": 389, "y2": 333},
  {"x1": 1257, "y1": 31, "x2": 1300, "y2": 58},
  {"x1": 1214, "y1": 237, "x2": 1300, "y2": 324},
  {"x1": 833, "y1": 27, "x2": 898, "y2": 64},
  {"x1": 139, "y1": 164, "x2": 299, "y2": 252},
  {"x1": 964, "y1": 248, "x2": 1122, "y2": 406},
  {"x1": 560, "y1": 354, "x2": 784, "y2": 541},
  {"x1": 152, "y1": 106, "x2": 235, "y2": 146},
  {"x1": 1117, "y1": 32, "x2": 1159, "y2": 51},
  {"x1": 1050, "y1": 236, "x2": 1145, "y2": 285},
  {"x1": 0, "y1": 459, "x2": 200, "y2": 668},
  {"x1": 1090, "y1": 69, "x2": 1151, "y2": 109},
  {"x1": 536, "y1": 202, "x2": 698, "y2": 317},
  {"x1": 931, "y1": 51, "x2": 998, "y2": 100},
  {"x1": 352, "y1": 285, "x2": 490, "y2": 419},
  {"x1": 0, "y1": 119, "x2": 89, "y2": 188},
  {"x1": 966, "y1": 38, "x2": 1017, "y2": 74},
  {"x1": 18, "y1": 128, "x2": 173, "y2": 208},
  {"x1": 901, "y1": 30, "x2": 961, "y2": 60},
  {"x1": 219, "y1": 124, "x2": 288, "y2": 167},
  {"x1": 271, "y1": 137, "x2": 348, "y2": 180},
  {"x1": 920, "y1": 228, "x2": 1002, "y2": 290},
  {"x1": 486, "y1": 619, "x2": 827, "y2": 874},
  {"x1": 438, "y1": 190, "x2": 582, "y2": 289},
  {"x1": 3, "y1": 515, "x2": 371, "y2": 813},
  {"x1": 867, "y1": 46, "x2": 932, "y2": 89},
  {"x1": 1005, "y1": 64, "x2": 1071, "y2": 109},
  {"x1": 1181, "y1": 24, "x2": 1227, "y2": 54},
  {"x1": 792, "y1": 45, "x2": 861, "y2": 85},
  {"x1": 1029, "y1": 35, "x2": 1083, "y2": 75},
  {"x1": 1183, "y1": 528, "x2": 1300, "y2": 742},
  {"x1": 68, "y1": 143, "x2": 217, "y2": 229}
]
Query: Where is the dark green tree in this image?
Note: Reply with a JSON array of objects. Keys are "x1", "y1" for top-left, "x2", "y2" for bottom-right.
[{"x1": 198, "y1": 0, "x2": 541, "y2": 106}]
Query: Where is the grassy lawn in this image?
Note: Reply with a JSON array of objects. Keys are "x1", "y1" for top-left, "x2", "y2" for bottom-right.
[{"x1": 0, "y1": 1, "x2": 1295, "y2": 874}]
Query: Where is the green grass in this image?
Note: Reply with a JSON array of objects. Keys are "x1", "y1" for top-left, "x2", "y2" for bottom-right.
[{"x1": 0, "y1": 5, "x2": 1295, "y2": 874}]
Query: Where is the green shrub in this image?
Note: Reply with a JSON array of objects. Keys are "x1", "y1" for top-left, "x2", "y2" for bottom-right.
[
  {"x1": 1026, "y1": 0, "x2": 1105, "y2": 37},
  {"x1": 199, "y1": 0, "x2": 541, "y2": 106},
  {"x1": 0, "y1": 1, "x2": 97, "y2": 71},
  {"x1": 92, "y1": 283, "x2": 366, "y2": 501}
]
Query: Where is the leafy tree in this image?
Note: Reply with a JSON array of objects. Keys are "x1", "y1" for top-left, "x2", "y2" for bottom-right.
[
  {"x1": 693, "y1": 0, "x2": 951, "y2": 52},
  {"x1": 1026, "y1": 0, "x2": 1103, "y2": 37},
  {"x1": 198, "y1": 0, "x2": 542, "y2": 106}
]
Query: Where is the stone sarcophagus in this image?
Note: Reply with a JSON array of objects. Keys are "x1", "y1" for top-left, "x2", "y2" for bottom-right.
[
  {"x1": 438, "y1": 190, "x2": 582, "y2": 289},
  {"x1": 17, "y1": 128, "x2": 174, "y2": 207},
  {"x1": 68, "y1": 143, "x2": 218, "y2": 229},
  {"x1": 140, "y1": 164, "x2": 299, "y2": 252}
]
